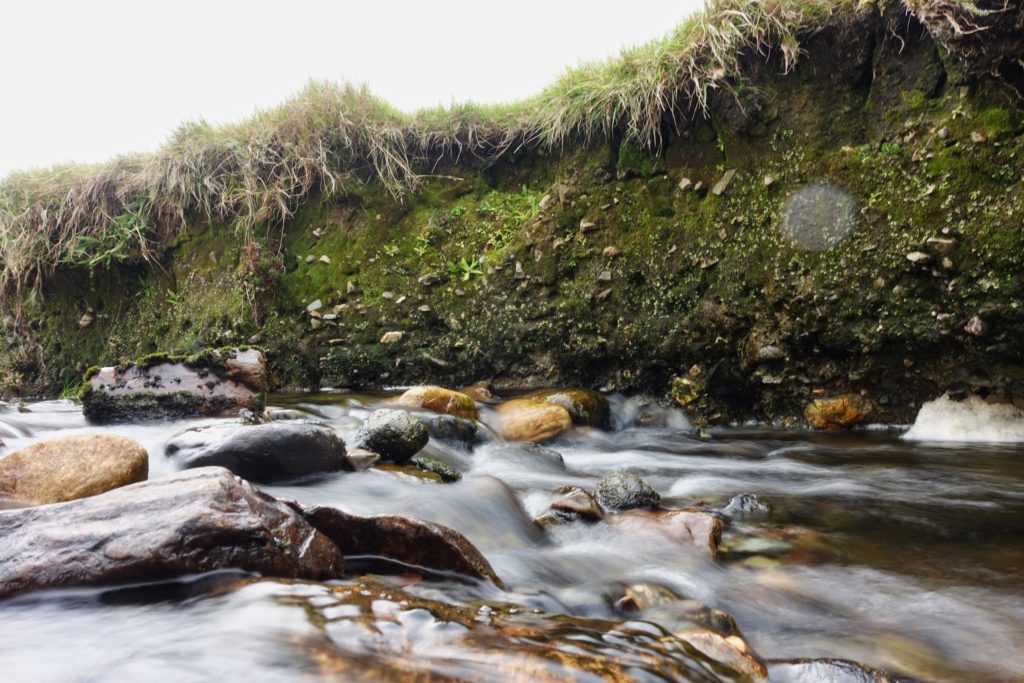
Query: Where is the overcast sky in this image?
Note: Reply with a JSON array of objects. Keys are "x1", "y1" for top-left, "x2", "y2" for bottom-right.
[{"x1": 0, "y1": 0, "x2": 703, "y2": 179}]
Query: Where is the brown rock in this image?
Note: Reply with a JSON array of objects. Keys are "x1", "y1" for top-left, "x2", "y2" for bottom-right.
[
  {"x1": 300, "y1": 505, "x2": 500, "y2": 584},
  {"x1": 0, "y1": 467, "x2": 344, "y2": 599},
  {"x1": 395, "y1": 385, "x2": 478, "y2": 420},
  {"x1": 805, "y1": 394, "x2": 873, "y2": 430},
  {"x1": 0, "y1": 433, "x2": 148, "y2": 505},
  {"x1": 496, "y1": 399, "x2": 573, "y2": 443},
  {"x1": 459, "y1": 380, "x2": 495, "y2": 402},
  {"x1": 677, "y1": 631, "x2": 767, "y2": 682},
  {"x1": 606, "y1": 509, "x2": 723, "y2": 559},
  {"x1": 523, "y1": 388, "x2": 610, "y2": 427},
  {"x1": 551, "y1": 487, "x2": 604, "y2": 520}
]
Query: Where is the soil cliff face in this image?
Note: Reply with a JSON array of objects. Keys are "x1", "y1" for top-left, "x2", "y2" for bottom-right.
[{"x1": 4, "y1": 2, "x2": 1023, "y2": 425}]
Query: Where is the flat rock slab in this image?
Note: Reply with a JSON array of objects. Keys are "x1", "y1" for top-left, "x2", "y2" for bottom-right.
[
  {"x1": 300, "y1": 505, "x2": 500, "y2": 585},
  {"x1": 607, "y1": 509, "x2": 723, "y2": 559},
  {"x1": 0, "y1": 467, "x2": 343, "y2": 599},
  {"x1": 82, "y1": 348, "x2": 266, "y2": 423},
  {"x1": 0, "y1": 433, "x2": 148, "y2": 505},
  {"x1": 166, "y1": 421, "x2": 351, "y2": 483}
]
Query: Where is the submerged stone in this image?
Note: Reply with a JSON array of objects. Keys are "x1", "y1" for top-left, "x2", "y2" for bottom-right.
[
  {"x1": 0, "y1": 433, "x2": 147, "y2": 505},
  {"x1": 81, "y1": 348, "x2": 266, "y2": 424},
  {"x1": 165, "y1": 421, "x2": 351, "y2": 483}
]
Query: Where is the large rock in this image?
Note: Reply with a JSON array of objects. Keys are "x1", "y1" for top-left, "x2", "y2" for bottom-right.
[
  {"x1": 0, "y1": 467, "x2": 344, "y2": 599},
  {"x1": 353, "y1": 409, "x2": 429, "y2": 463},
  {"x1": 300, "y1": 505, "x2": 499, "y2": 584},
  {"x1": 81, "y1": 348, "x2": 267, "y2": 423},
  {"x1": 0, "y1": 433, "x2": 148, "y2": 505},
  {"x1": 496, "y1": 398, "x2": 573, "y2": 442},
  {"x1": 594, "y1": 469, "x2": 661, "y2": 511},
  {"x1": 165, "y1": 421, "x2": 350, "y2": 483},
  {"x1": 417, "y1": 412, "x2": 482, "y2": 448},
  {"x1": 394, "y1": 385, "x2": 478, "y2": 420},
  {"x1": 524, "y1": 388, "x2": 610, "y2": 427},
  {"x1": 607, "y1": 509, "x2": 722, "y2": 558}
]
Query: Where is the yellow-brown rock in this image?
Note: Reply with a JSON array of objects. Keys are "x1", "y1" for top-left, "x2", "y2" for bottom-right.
[
  {"x1": 496, "y1": 399, "x2": 573, "y2": 443},
  {"x1": 524, "y1": 388, "x2": 610, "y2": 427},
  {"x1": 805, "y1": 394, "x2": 873, "y2": 430},
  {"x1": 0, "y1": 433, "x2": 148, "y2": 505},
  {"x1": 459, "y1": 381, "x2": 494, "y2": 402},
  {"x1": 394, "y1": 385, "x2": 478, "y2": 420}
]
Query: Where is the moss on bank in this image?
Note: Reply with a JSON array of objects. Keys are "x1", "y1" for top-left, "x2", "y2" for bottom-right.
[{"x1": 1, "y1": 1, "x2": 1022, "y2": 426}]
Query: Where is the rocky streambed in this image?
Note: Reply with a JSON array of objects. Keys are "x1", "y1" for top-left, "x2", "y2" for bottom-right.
[{"x1": 1, "y1": 388, "x2": 1023, "y2": 682}]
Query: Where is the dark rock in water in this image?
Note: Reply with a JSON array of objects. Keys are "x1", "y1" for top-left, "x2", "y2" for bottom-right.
[
  {"x1": 524, "y1": 388, "x2": 611, "y2": 427},
  {"x1": 353, "y1": 409, "x2": 428, "y2": 463},
  {"x1": 0, "y1": 433, "x2": 148, "y2": 505},
  {"x1": 300, "y1": 505, "x2": 499, "y2": 584},
  {"x1": 81, "y1": 348, "x2": 266, "y2": 424},
  {"x1": 165, "y1": 421, "x2": 350, "y2": 483},
  {"x1": 594, "y1": 469, "x2": 661, "y2": 511},
  {"x1": 0, "y1": 467, "x2": 344, "y2": 599},
  {"x1": 409, "y1": 455, "x2": 461, "y2": 482},
  {"x1": 417, "y1": 412, "x2": 482, "y2": 448},
  {"x1": 476, "y1": 442, "x2": 566, "y2": 473},
  {"x1": 722, "y1": 493, "x2": 770, "y2": 518},
  {"x1": 767, "y1": 658, "x2": 902, "y2": 683}
]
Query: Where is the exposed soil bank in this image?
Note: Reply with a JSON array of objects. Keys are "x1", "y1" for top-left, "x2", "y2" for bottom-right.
[{"x1": 3, "y1": 2, "x2": 1023, "y2": 425}]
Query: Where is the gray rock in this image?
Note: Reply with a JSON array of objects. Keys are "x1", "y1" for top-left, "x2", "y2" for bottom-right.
[
  {"x1": 418, "y1": 412, "x2": 482, "y2": 448},
  {"x1": 767, "y1": 658, "x2": 897, "y2": 683},
  {"x1": 722, "y1": 493, "x2": 771, "y2": 518},
  {"x1": 594, "y1": 470, "x2": 661, "y2": 511},
  {"x1": 166, "y1": 421, "x2": 350, "y2": 483},
  {"x1": 354, "y1": 409, "x2": 428, "y2": 463}
]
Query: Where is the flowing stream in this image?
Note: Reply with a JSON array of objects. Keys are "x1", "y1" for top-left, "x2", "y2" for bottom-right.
[{"x1": 1, "y1": 394, "x2": 1022, "y2": 682}]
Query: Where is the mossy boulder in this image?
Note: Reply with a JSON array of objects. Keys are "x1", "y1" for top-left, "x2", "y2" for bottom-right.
[
  {"x1": 0, "y1": 433, "x2": 148, "y2": 505},
  {"x1": 394, "y1": 386, "x2": 478, "y2": 420},
  {"x1": 525, "y1": 388, "x2": 611, "y2": 427},
  {"x1": 594, "y1": 470, "x2": 661, "y2": 511},
  {"x1": 804, "y1": 394, "x2": 873, "y2": 430}
]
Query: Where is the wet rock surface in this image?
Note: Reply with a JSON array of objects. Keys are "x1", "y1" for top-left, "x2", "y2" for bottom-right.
[
  {"x1": 524, "y1": 388, "x2": 611, "y2": 427},
  {"x1": 81, "y1": 348, "x2": 267, "y2": 424},
  {"x1": 594, "y1": 469, "x2": 661, "y2": 511},
  {"x1": 394, "y1": 385, "x2": 478, "y2": 420},
  {"x1": 353, "y1": 409, "x2": 429, "y2": 463},
  {"x1": 766, "y1": 658, "x2": 902, "y2": 683},
  {"x1": 0, "y1": 467, "x2": 344, "y2": 599},
  {"x1": 606, "y1": 509, "x2": 723, "y2": 558},
  {"x1": 496, "y1": 398, "x2": 573, "y2": 442},
  {"x1": 0, "y1": 433, "x2": 148, "y2": 505},
  {"x1": 299, "y1": 506, "x2": 499, "y2": 584},
  {"x1": 165, "y1": 421, "x2": 350, "y2": 482}
]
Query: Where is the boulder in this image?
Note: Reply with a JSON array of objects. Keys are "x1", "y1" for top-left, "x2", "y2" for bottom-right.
[
  {"x1": 394, "y1": 385, "x2": 478, "y2": 420},
  {"x1": 0, "y1": 433, "x2": 148, "y2": 505},
  {"x1": 525, "y1": 388, "x2": 610, "y2": 427},
  {"x1": 594, "y1": 469, "x2": 661, "y2": 511},
  {"x1": 0, "y1": 467, "x2": 344, "y2": 599},
  {"x1": 496, "y1": 398, "x2": 573, "y2": 442},
  {"x1": 165, "y1": 421, "x2": 351, "y2": 483},
  {"x1": 300, "y1": 505, "x2": 499, "y2": 584},
  {"x1": 353, "y1": 409, "x2": 428, "y2": 463},
  {"x1": 81, "y1": 348, "x2": 267, "y2": 423},
  {"x1": 607, "y1": 509, "x2": 722, "y2": 558},
  {"x1": 804, "y1": 394, "x2": 872, "y2": 430},
  {"x1": 417, "y1": 412, "x2": 482, "y2": 448}
]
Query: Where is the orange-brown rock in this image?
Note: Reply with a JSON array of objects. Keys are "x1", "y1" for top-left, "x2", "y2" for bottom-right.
[
  {"x1": 496, "y1": 399, "x2": 573, "y2": 443},
  {"x1": 523, "y1": 388, "x2": 610, "y2": 427},
  {"x1": 459, "y1": 380, "x2": 495, "y2": 402},
  {"x1": 0, "y1": 433, "x2": 148, "y2": 505},
  {"x1": 805, "y1": 394, "x2": 873, "y2": 430},
  {"x1": 395, "y1": 385, "x2": 478, "y2": 420}
]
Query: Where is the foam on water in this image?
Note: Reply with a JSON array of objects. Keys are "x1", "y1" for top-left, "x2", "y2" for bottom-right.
[{"x1": 903, "y1": 394, "x2": 1024, "y2": 443}]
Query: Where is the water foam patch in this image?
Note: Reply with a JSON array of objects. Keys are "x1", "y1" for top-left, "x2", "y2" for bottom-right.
[{"x1": 903, "y1": 394, "x2": 1024, "y2": 443}]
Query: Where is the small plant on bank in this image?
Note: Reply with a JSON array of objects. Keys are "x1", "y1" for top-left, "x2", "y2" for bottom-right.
[
  {"x1": 450, "y1": 257, "x2": 483, "y2": 281},
  {"x1": 238, "y1": 241, "x2": 285, "y2": 325}
]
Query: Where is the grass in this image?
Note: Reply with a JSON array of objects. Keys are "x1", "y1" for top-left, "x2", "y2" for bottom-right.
[{"x1": 0, "y1": 0, "x2": 992, "y2": 305}]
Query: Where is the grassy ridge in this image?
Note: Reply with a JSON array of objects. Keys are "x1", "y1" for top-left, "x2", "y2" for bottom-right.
[{"x1": 0, "y1": 0, "x2": 996, "y2": 302}]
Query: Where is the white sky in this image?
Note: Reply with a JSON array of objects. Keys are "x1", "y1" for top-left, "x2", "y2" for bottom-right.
[{"x1": 0, "y1": 0, "x2": 703, "y2": 179}]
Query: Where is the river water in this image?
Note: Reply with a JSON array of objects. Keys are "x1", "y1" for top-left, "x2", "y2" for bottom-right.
[{"x1": 1, "y1": 394, "x2": 1022, "y2": 682}]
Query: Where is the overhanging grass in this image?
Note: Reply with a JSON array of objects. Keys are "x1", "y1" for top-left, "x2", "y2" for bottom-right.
[{"x1": 0, "y1": 0, "x2": 993, "y2": 303}]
